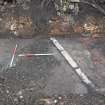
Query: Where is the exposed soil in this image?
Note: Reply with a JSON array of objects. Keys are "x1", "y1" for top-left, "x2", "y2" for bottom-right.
[
  {"x1": 0, "y1": 37, "x2": 105, "y2": 105},
  {"x1": 0, "y1": 1, "x2": 105, "y2": 105}
]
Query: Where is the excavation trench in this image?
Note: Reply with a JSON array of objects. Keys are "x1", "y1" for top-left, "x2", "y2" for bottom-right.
[{"x1": 0, "y1": 1, "x2": 105, "y2": 105}]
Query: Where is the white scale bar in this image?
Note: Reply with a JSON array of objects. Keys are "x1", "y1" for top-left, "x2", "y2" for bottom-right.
[
  {"x1": 50, "y1": 37, "x2": 95, "y2": 88},
  {"x1": 18, "y1": 53, "x2": 56, "y2": 57},
  {"x1": 9, "y1": 44, "x2": 17, "y2": 67}
]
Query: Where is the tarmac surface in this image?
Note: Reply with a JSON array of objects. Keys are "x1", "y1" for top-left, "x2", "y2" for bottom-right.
[{"x1": 0, "y1": 36, "x2": 105, "y2": 105}]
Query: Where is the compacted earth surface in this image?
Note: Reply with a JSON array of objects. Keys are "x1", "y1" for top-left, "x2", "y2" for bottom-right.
[{"x1": 0, "y1": 37, "x2": 105, "y2": 105}]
